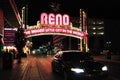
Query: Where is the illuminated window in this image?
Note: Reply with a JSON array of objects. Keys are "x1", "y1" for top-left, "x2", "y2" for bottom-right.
[
  {"x1": 92, "y1": 27, "x2": 96, "y2": 30},
  {"x1": 93, "y1": 32, "x2": 96, "y2": 35},
  {"x1": 97, "y1": 32, "x2": 104, "y2": 35},
  {"x1": 93, "y1": 22, "x2": 95, "y2": 24},
  {"x1": 97, "y1": 27, "x2": 104, "y2": 30},
  {"x1": 98, "y1": 21, "x2": 104, "y2": 24}
]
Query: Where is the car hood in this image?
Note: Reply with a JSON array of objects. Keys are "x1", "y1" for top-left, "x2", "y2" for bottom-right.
[{"x1": 64, "y1": 60, "x2": 104, "y2": 70}]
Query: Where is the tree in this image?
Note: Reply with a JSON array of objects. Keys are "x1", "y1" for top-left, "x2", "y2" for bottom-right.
[{"x1": 14, "y1": 27, "x2": 27, "y2": 63}]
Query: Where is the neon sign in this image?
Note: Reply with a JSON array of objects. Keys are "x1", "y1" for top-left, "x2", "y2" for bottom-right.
[
  {"x1": 40, "y1": 13, "x2": 70, "y2": 26},
  {"x1": 4, "y1": 28, "x2": 17, "y2": 46},
  {"x1": 25, "y1": 28, "x2": 86, "y2": 38}
]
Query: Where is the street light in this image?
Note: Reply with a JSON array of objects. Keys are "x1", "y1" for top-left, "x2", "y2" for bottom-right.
[{"x1": 106, "y1": 41, "x2": 111, "y2": 49}]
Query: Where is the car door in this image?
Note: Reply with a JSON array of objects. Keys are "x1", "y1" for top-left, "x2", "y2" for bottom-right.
[{"x1": 54, "y1": 54, "x2": 64, "y2": 73}]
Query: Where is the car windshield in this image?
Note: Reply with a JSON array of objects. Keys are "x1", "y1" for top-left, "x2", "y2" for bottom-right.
[{"x1": 62, "y1": 52, "x2": 92, "y2": 61}]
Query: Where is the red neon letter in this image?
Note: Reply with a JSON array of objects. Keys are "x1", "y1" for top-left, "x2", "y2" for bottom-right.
[
  {"x1": 41, "y1": 13, "x2": 48, "y2": 25},
  {"x1": 63, "y1": 14, "x2": 69, "y2": 26},
  {"x1": 56, "y1": 14, "x2": 62, "y2": 26},
  {"x1": 49, "y1": 13, "x2": 55, "y2": 25}
]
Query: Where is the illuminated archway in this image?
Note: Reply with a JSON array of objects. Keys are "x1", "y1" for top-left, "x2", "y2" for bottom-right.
[
  {"x1": 24, "y1": 28, "x2": 86, "y2": 39},
  {"x1": 24, "y1": 11, "x2": 89, "y2": 52},
  {"x1": 24, "y1": 27, "x2": 88, "y2": 52}
]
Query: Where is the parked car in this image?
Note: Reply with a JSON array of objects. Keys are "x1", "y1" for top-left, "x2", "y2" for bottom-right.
[{"x1": 51, "y1": 50, "x2": 108, "y2": 80}]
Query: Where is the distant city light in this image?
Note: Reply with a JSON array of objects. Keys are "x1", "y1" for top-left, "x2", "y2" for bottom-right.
[
  {"x1": 106, "y1": 41, "x2": 111, "y2": 44},
  {"x1": 93, "y1": 27, "x2": 96, "y2": 30},
  {"x1": 93, "y1": 32, "x2": 96, "y2": 34}
]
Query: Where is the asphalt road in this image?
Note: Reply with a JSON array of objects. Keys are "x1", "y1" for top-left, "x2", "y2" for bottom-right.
[
  {"x1": 97, "y1": 60, "x2": 120, "y2": 80},
  {"x1": 23, "y1": 54, "x2": 120, "y2": 80},
  {"x1": 0, "y1": 54, "x2": 120, "y2": 80}
]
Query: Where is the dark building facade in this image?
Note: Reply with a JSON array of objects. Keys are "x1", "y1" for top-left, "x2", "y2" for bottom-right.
[
  {"x1": 0, "y1": 9, "x2": 4, "y2": 35},
  {"x1": 88, "y1": 18, "x2": 104, "y2": 53},
  {"x1": 0, "y1": 0, "x2": 21, "y2": 53},
  {"x1": 104, "y1": 19, "x2": 120, "y2": 53}
]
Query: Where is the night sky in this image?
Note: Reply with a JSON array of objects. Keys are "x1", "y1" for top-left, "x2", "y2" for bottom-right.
[
  {"x1": 15, "y1": 0, "x2": 120, "y2": 51},
  {"x1": 15, "y1": 0, "x2": 120, "y2": 25}
]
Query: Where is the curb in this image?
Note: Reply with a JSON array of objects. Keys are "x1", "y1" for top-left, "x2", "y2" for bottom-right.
[{"x1": 94, "y1": 57, "x2": 120, "y2": 64}]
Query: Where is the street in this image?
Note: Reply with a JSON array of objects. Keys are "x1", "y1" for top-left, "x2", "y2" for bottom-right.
[
  {"x1": 95, "y1": 59, "x2": 120, "y2": 80},
  {"x1": 0, "y1": 54, "x2": 120, "y2": 80}
]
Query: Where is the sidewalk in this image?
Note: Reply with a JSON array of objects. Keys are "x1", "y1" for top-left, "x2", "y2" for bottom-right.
[
  {"x1": 93, "y1": 54, "x2": 120, "y2": 63},
  {"x1": 0, "y1": 57, "x2": 28, "y2": 80}
]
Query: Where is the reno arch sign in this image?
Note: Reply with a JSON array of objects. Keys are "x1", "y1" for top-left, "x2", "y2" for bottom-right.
[
  {"x1": 25, "y1": 12, "x2": 87, "y2": 38},
  {"x1": 40, "y1": 13, "x2": 70, "y2": 26},
  {"x1": 25, "y1": 28, "x2": 86, "y2": 39}
]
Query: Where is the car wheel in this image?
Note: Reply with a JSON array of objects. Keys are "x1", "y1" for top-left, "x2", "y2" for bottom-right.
[{"x1": 64, "y1": 71, "x2": 70, "y2": 80}]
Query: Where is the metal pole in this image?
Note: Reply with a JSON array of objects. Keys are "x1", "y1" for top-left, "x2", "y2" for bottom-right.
[{"x1": 79, "y1": 9, "x2": 83, "y2": 52}]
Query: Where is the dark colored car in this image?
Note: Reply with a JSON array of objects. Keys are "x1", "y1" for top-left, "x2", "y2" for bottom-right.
[{"x1": 51, "y1": 50, "x2": 108, "y2": 80}]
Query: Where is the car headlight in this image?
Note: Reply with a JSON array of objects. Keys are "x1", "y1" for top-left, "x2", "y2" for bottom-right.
[
  {"x1": 32, "y1": 50, "x2": 35, "y2": 54},
  {"x1": 102, "y1": 66, "x2": 108, "y2": 71},
  {"x1": 71, "y1": 68, "x2": 84, "y2": 73}
]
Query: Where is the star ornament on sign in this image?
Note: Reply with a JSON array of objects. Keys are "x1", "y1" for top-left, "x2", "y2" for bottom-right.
[{"x1": 50, "y1": 2, "x2": 61, "y2": 12}]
